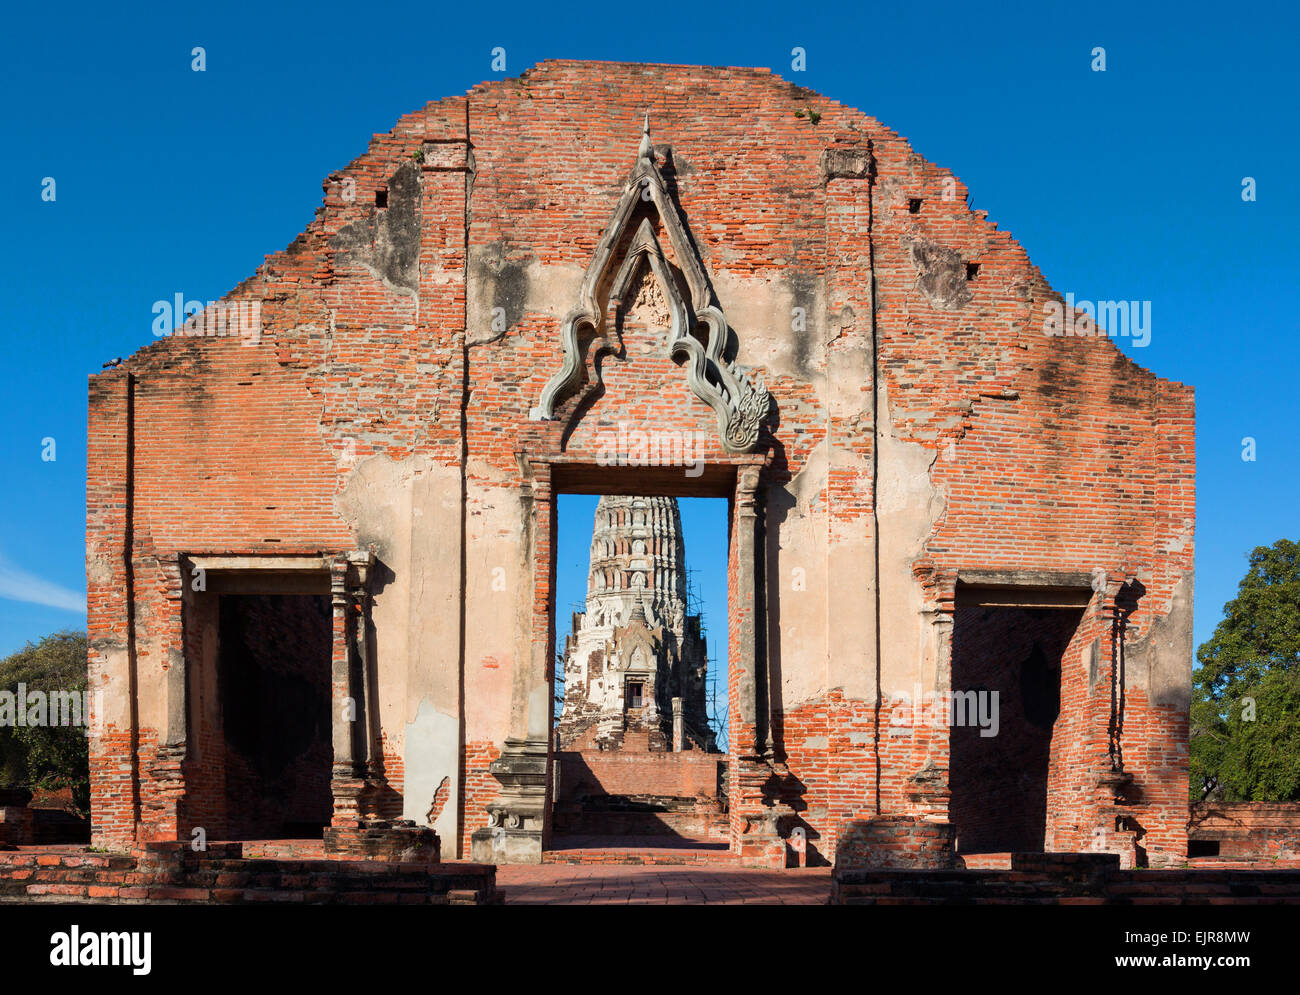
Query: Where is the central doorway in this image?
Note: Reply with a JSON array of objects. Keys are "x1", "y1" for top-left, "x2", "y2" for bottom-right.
[{"x1": 548, "y1": 488, "x2": 731, "y2": 854}]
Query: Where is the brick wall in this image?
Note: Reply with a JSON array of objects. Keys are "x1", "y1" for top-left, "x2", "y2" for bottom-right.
[
  {"x1": 86, "y1": 60, "x2": 1194, "y2": 864},
  {"x1": 0, "y1": 845, "x2": 496, "y2": 905},
  {"x1": 556, "y1": 750, "x2": 722, "y2": 801},
  {"x1": 1190, "y1": 802, "x2": 1300, "y2": 860}
]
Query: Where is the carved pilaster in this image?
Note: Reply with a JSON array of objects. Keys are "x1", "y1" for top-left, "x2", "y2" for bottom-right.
[
  {"x1": 734, "y1": 465, "x2": 764, "y2": 757},
  {"x1": 329, "y1": 551, "x2": 395, "y2": 832},
  {"x1": 329, "y1": 557, "x2": 357, "y2": 783},
  {"x1": 471, "y1": 737, "x2": 550, "y2": 864},
  {"x1": 345, "y1": 549, "x2": 380, "y2": 780}
]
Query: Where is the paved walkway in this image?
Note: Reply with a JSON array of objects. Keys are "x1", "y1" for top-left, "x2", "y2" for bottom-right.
[{"x1": 496, "y1": 864, "x2": 832, "y2": 904}]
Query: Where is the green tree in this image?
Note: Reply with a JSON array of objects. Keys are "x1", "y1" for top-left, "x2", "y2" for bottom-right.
[
  {"x1": 0, "y1": 630, "x2": 90, "y2": 815},
  {"x1": 1191, "y1": 540, "x2": 1300, "y2": 800}
]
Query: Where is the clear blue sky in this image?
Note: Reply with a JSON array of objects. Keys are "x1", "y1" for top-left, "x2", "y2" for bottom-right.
[{"x1": 1, "y1": 0, "x2": 1295, "y2": 660}]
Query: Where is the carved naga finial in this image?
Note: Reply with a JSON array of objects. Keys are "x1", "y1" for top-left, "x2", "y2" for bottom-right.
[{"x1": 638, "y1": 112, "x2": 652, "y2": 162}]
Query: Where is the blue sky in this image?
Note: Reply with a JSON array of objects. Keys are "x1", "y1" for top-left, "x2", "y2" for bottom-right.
[{"x1": 1, "y1": 0, "x2": 1295, "y2": 659}]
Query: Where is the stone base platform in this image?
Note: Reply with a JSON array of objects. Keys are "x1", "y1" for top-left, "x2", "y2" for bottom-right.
[
  {"x1": 0, "y1": 842, "x2": 497, "y2": 905},
  {"x1": 833, "y1": 852, "x2": 1300, "y2": 904}
]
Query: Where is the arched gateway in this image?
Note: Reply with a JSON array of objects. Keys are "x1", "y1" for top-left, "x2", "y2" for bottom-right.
[{"x1": 86, "y1": 60, "x2": 1194, "y2": 869}]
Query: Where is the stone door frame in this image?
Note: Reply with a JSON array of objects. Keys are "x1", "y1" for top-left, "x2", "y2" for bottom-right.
[
  {"x1": 473, "y1": 455, "x2": 771, "y2": 863},
  {"x1": 165, "y1": 551, "x2": 379, "y2": 844}
]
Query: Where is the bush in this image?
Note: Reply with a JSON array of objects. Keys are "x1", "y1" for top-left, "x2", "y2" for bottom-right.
[{"x1": 0, "y1": 630, "x2": 90, "y2": 815}]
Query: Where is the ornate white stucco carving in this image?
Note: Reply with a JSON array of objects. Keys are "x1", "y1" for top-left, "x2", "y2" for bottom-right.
[{"x1": 529, "y1": 116, "x2": 770, "y2": 454}]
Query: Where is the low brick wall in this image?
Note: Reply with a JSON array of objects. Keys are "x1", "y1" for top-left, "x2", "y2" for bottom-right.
[
  {"x1": 834, "y1": 817, "x2": 960, "y2": 870},
  {"x1": 553, "y1": 808, "x2": 729, "y2": 839},
  {"x1": 0, "y1": 843, "x2": 497, "y2": 905},
  {"x1": 1189, "y1": 802, "x2": 1300, "y2": 859},
  {"x1": 323, "y1": 823, "x2": 439, "y2": 862},
  {"x1": 832, "y1": 852, "x2": 1300, "y2": 904},
  {"x1": 556, "y1": 750, "x2": 723, "y2": 801}
]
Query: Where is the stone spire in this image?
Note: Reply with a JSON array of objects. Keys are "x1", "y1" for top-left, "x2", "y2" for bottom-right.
[
  {"x1": 556, "y1": 495, "x2": 714, "y2": 752},
  {"x1": 583, "y1": 494, "x2": 687, "y2": 631}
]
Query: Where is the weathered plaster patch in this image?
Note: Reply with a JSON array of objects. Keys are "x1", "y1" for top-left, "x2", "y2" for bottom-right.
[
  {"x1": 902, "y1": 236, "x2": 972, "y2": 311},
  {"x1": 876, "y1": 381, "x2": 948, "y2": 695},
  {"x1": 335, "y1": 454, "x2": 466, "y2": 779},
  {"x1": 468, "y1": 257, "x2": 585, "y2": 348},
  {"x1": 1126, "y1": 570, "x2": 1194, "y2": 707},
  {"x1": 87, "y1": 639, "x2": 132, "y2": 729},
  {"x1": 403, "y1": 699, "x2": 460, "y2": 844},
  {"x1": 332, "y1": 161, "x2": 422, "y2": 307},
  {"x1": 712, "y1": 272, "x2": 804, "y2": 378},
  {"x1": 462, "y1": 466, "x2": 526, "y2": 746},
  {"x1": 772, "y1": 442, "x2": 830, "y2": 706}
]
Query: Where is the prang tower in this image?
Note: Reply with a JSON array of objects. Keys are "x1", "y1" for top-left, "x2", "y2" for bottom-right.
[{"x1": 557, "y1": 495, "x2": 714, "y2": 752}]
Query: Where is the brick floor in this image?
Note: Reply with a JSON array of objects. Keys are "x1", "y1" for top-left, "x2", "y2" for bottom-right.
[{"x1": 496, "y1": 864, "x2": 832, "y2": 904}]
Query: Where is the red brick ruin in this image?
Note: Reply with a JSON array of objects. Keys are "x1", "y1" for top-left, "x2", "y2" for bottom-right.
[{"x1": 83, "y1": 60, "x2": 1196, "y2": 870}]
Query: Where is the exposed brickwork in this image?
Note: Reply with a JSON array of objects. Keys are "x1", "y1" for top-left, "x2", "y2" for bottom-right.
[
  {"x1": 832, "y1": 853, "x2": 1300, "y2": 905},
  {"x1": 86, "y1": 60, "x2": 1195, "y2": 869},
  {"x1": 0, "y1": 844, "x2": 496, "y2": 905},
  {"x1": 1190, "y1": 803, "x2": 1300, "y2": 860},
  {"x1": 557, "y1": 750, "x2": 722, "y2": 799},
  {"x1": 835, "y1": 817, "x2": 959, "y2": 870},
  {"x1": 459, "y1": 741, "x2": 501, "y2": 859},
  {"x1": 497, "y1": 863, "x2": 831, "y2": 903},
  {"x1": 322, "y1": 823, "x2": 439, "y2": 862}
]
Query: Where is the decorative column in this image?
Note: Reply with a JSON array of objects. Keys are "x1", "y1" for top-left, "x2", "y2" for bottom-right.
[
  {"x1": 733, "y1": 465, "x2": 764, "y2": 757},
  {"x1": 328, "y1": 555, "x2": 363, "y2": 828},
  {"x1": 1086, "y1": 576, "x2": 1141, "y2": 867},
  {"x1": 325, "y1": 550, "x2": 436, "y2": 861},
  {"x1": 908, "y1": 578, "x2": 955, "y2": 823},
  {"x1": 731, "y1": 465, "x2": 793, "y2": 867},
  {"x1": 345, "y1": 550, "x2": 383, "y2": 784}
]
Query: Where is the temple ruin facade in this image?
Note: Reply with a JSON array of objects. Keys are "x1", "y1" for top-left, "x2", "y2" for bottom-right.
[{"x1": 84, "y1": 60, "x2": 1195, "y2": 868}]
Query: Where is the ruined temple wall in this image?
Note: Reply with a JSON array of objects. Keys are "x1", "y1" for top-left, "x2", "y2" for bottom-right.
[
  {"x1": 86, "y1": 99, "x2": 473, "y2": 848},
  {"x1": 868, "y1": 150, "x2": 1196, "y2": 614},
  {"x1": 863, "y1": 133, "x2": 1194, "y2": 862},
  {"x1": 87, "y1": 60, "x2": 1193, "y2": 861},
  {"x1": 456, "y1": 65, "x2": 855, "y2": 854}
]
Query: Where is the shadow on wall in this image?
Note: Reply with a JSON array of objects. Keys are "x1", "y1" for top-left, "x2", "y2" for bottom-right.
[
  {"x1": 218, "y1": 594, "x2": 333, "y2": 839},
  {"x1": 949, "y1": 605, "x2": 1083, "y2": 853}
]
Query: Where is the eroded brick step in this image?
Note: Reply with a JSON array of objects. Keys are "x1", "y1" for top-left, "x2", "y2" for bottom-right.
[
  {"x1": 0, "y1": 848, "x2": 499, "y2": 905},
  {"x1": 832, "y1": 867, "x2": 1300, "y2": 904}
]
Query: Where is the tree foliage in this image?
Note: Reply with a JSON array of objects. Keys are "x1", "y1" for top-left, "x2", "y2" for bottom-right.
[
  {"x1": 1191, "y1": 540, "x2": 1300, "y2": 801},
  {"x1": 0, "y1": 630, "x2": 90, "y2": 814}
]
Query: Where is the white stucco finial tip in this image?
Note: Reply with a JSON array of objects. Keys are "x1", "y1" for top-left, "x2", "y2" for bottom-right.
[{"x1": 638, "y1": 112, "x2": 652, "y2": 159}]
